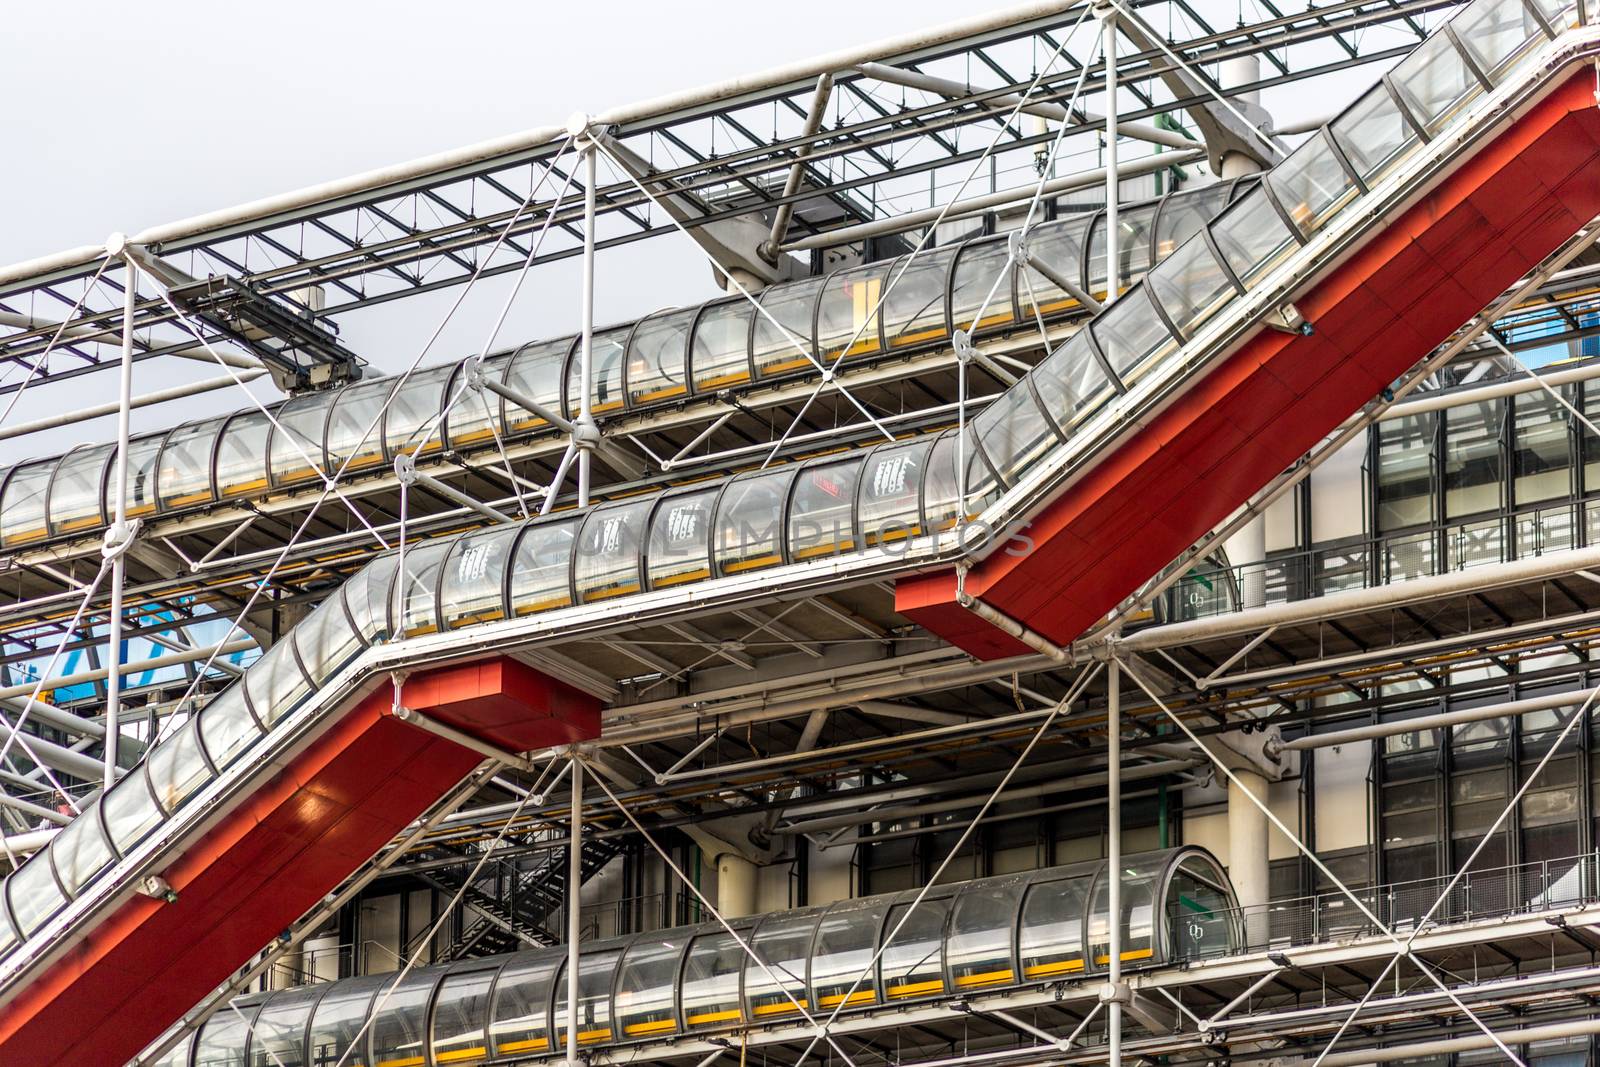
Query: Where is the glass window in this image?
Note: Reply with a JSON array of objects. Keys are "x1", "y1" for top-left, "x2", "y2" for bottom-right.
[
  {"x1": 615, "y1": 934, "x2": 688, "y2": 1039},
  {"x1": 268, "y1": 393, "x2": 334, "y2": 486},
  {"x1": 344, "y1": 554, "x2": 399, "y2": 643},
  {"x1": 100, "y1": 765, "x2": 164, "y2": 856},
  {"x1": 488, "y1": 954, "x2": 558, "y2": 1058},
  {"x1": 626, "y1": 309, "x2": 694, "y2": 406},
  {"x1": 502, "y1": 339, "x2": 571, "y2": 435},
  {"x1": 370, "y1": 969, "x2": 439, "y2": 1067},
  {"x1": 1, "y1": 460, "x2": 54, "y2": 547},
  {"x1": 1377, "y1": 413, "x2": 1436, "y2": 530},
  {"x1": 307, "y1": 975, "x2": 387, "y2": 1067},
  {"x1": 744, "y1": 911, "x2": 817, "y2": 1019},
  {"x1": 439, "y1": 525, "x2": 519, "y2": 630},
  {"x1": 1267, "y1": 131, "x2": 1360, "y2": 237},
  {"x1": 146, "y1": 715, "x2": 214, "y2": 815},
  {"x1": 950, "y1": 237, "x2": 1016, "y2": 335},
  {"x1": 1148, "y1": 233, "x2": 1237, "y2": 338},
  {"x1": 1445, "y1": 400, "x2": 1504, "y2": 518},
  {"x1": 1390, "y1": 32, "x2": 1483, "y2": 136},
  {"x1": 47, "y1": 442, "x2": 112, "y2": 536},
  {"x1": 1455, "y1": 0, "x2": 1551, "y2": 82},
  {"x1": 1331, "y1": 85, "x2": 1420, "y2": 186},
  {"x1": 148, "y1": 1032, "x2": 194, "y2": 1067},
  {"x1": 554, "y1": 949, "x2": 622, "y2": 1046},
  {"x1": 1087, "y1": 201, "x2": 1159, "y2": 297},
  {"x1": 948, "y1": 878, "x2": 1023, "y2": 989},
  {"x1": 574, "y1": 498, "x2": 652, "y2": 603},
  {"x1": 682, "y1": 930, "x2": 746, "y2": 1030},
  {"x1": 858, "y1": 439, "x2": 931, "y2": 546},
  {"x1": 691, "y1": 300, "x2": 754, "y2": 392},
  {"x1": 811, "y1": 899, "x2": 888, "y2": 1010},
  {"x1": 714, "y1": 470, "x2": 794, "y2": 576},
  {"x1": 882, "y1": 247, "x2": 956, "y2": 349},
  {"x1": 7, "y1": 849, "x2": 66, "y2": 936},
  {"x1": 444, "y1": 354, "x2": 512, "y2": 452},
  {"x1": 123, "y1": 433, "x2": 164, "y2": 518},
  {"x1": 1210, "y1": 186, "x2": 1300, "y2": 285},
  {"x1": 646, "y1": 487, "x2": 717, "y2": 590},
  {"x1": 1032, "y1": 331, "x2": 1115, "y2": 436},
  {"x1": 1019, "y1": 877, "x2": 1089, "y2": 980},
  {"x1": 880, "y1": 895, "x2": 950, "y2": 1001},
  {"x1": 324, "y1": 380, "x2": 391, "y2": 474},
  {"x1": 215, "y1": 410, "x2": 273, "y2": 499},
  {"x1": 565, "y1": 327, "x2": 630, "y2": 418},
  {"x1": 242, "y1": 636, "x2": 314, "y2": 730},
  {"x1": 396, "y1": 538, "x2": 452, "y2": 638},
  {"x1": 157, "y1": 419, "x2": 223, "y2": 511},
  {"x1": 293, "y1": 594, "x2": 364, "y2": 687},
  {"x1": 1513, "y1": 391, "x2": 1570, "y2": 504},
  {"x1": 250, "y1": 987, "x2": 321, "y2": 1067},
  {"x1": 1090, "y1": 286, "x2": 1177, "y2": 390},
  {"x1": 921, "y1": 429, "x2": 987, "y2": 531},
  {"x1": 788, "y1": 458, "x2": 863, "y2": 560},
  {"x1": 751, "y1": 278, "x2": 823, "y2": 378},
  {"x1": 1152, "y1": 184, "x2": 1232, "y2": 260},
  {"x1": 1018, "y1": 215, "x2": 1092, "y2": 318},
  {"x1": 974, "y1": 379, "x2": 1061, "y2": 487},
  {"x1": 193, "y1": 1003, "x2": 254, "y2": 1067},
  {"x1": 1088, "y1": 856, "x2": 1161, "y2": 967},
  {"x1": 816, "y1": 262, "x2": 888, "y2": 361},
  {"x1": 509, "y1": 519, "x2": 579, "y2": 615},
  {"x1": 198, "y1": 686, "x2": 262, "y2": 773},
  {"x1": 431, "y1": 965, "x2": 497, "y2": 1067},
  {"x1": 47, "y1": 801, "x2": 116, "y2": 898},
  {"x1": 385, "y1": 365, "x2": 454, "y2": 459}
]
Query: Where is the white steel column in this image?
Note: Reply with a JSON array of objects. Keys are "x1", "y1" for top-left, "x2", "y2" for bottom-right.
[
  {"x1": 1100, "y1": 4, "x2": 1119, "y2": 303},
  {"x1": 715, "y1": 853, "x2": 759, "y2": 918},
  {"x1": 103, "y1": 238, "x2": 138, "y2": 789},
  {"x1": 566, "y1": 752, "x2": 583, "y2": 1066},
  {"x1": 1228, "y1": 768, "x2": 1271, "y2": 947},
  {"x1": 573, "y1": 117, "x2": 599, "y2": 508},
  {"x1": 1106, "y1": 656, "x2": 1123, "y2": 1063}
]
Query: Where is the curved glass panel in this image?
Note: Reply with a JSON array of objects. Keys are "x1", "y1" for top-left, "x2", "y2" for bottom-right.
[
  {"x1": 1267, "y1": 131, "x2": 1360, "y2": 237},
  {"x1": 293, "y1": 594, "x2": 364, "y2": 687},
  {"x1": 157, "y1": 419, "x2": 222, "y2": 512},
  {"x1": 882, "y1": 247, "x2": 956, "y2": 349},
  {"x1": 615, "y1": 934, "x2": 688, "y2": 1039},
  {"x1": 215, "y1": 410, "x2": 274, "y2": 499},
  {"x1": 811, "y1": 898, "x2": 888, "y2": 1010},
  {"x1": 922, "y1": 429, "x2": 982, "y2": 532},
  {"x1": 1165, "y1": 855, "x2": 1237, "y2": 962},
  {"x1": 816, "y1": 262, "x2": 888, "y2": 361},
  {"x1": 198, "y1": 686, "x2": 262, "y2": 773},
  {"x1": 1153, "y1": 185, "x2": 1233, "y2": 260},
  {"x1": 947, "y1": 877, "x2": 1023, "y2": 989},
  {"x1": 307, "y1": 974, "x2": 388, "y2": 1067},
  {"x1": 439, "y1": 525, "x2": 519, "y2": 630},
  {"x1": 574, "y1": 498, "x2": 651, "y2": 603},
  {"x1": 123, "y1": 433, "x2": 165, "y2": 519},
  {"x1": 752, "y1": 278, "x2": 824, "y2": 378},
  {"x1": 250, "y1": 986, "x2": 321, "y2": 1067},
  {"x1": 714, "y1": 470, "x2": 795, "y2": 575},
  {"x1": 503, "y1": 340, "x2": 571, "y2": 435},
  {"x1": 681, "y1": 929, "x2": 746, "y2": 1030},
  {"x1": 0, "y1": 460, "x2": 53, "y2": 546},
  {"x1": 950, "y1": 236, "x2": 1016, "y2": 335},
  {"x1": 1032, "y1": 332, "x2": 1115, "y2": 437},
  {"x1": 509, "y1": 519, "x2": 579, "y2": 615},
  {"x1": 1210, "y1": 186, "x2": 1300, "y2": 285},
  {"x1": 1331, "y1": 84, "x2": 1420, "y2": 185},
  {"x1": 1455, "y1": 0, "x2": 1551, "y2": 82},
  {"x1": 880, "y1": 895, "x2": 950, "y2": 1001},
  {"x1": 47, "y1": 443, "x2": 112, "y2": 536},
  {"x1": 1019, "y1": 875, "x2": 1090, "y2": 979},
  {"x1": 565, "y1": 326, "x2": 630, "y2": 418},
  {"x1": 385, "y1": 365, "x2": 454, "y2": 459},
  {"x1": 858, "y1": 439, "x2": 931, "y2": 546},
  {"x1": 243, "y1": 637, "x2": 314, "y2": 730},
  {"x1": 973, "y1": 379, "x2": 1059, "y2": 487},
  {"x1": 48, "y1": 803, "x2": 116, "y2": 898},
  {"x1": 1088, "y1": 202, "x2": 1159, "y2": 298},
  {"x1": 444, "y1": 353, "x2": 512, "y2": 452},
  {"x1": 194, "y1": 1003, "x2": 255, "y2": 1067},
  {"x1": 101, "y1": 765, "x2": 164, "y2": 856},
  {"x1": 1391, "y1": 32, "x2": 1483, "y2": 136},
  {"x1": 344, "y1": 554, "x2": 399, "y2": 643},
  {"x1": 743, "y1": 911, "x2": 817, "y2": 1019},
  {"x1": 1148, "y1": 236, "x2": 1238, "y2": 338},
  {"x1": 397, "y1": 538, "x2": 453, "y2": 638},
  {"x1": 1089, "y1": 853, "x2": 1164, "y2": 967},
  {"x1": 268, "y1": 393, "x2": 333, "y2": 487},
  {"x1": 1018, "y1": 215, "x2": 1091, "y2": 318},
  {"x1": 626, "y1": 308, "x2": 694, "y2": 406},
  {"x1": 489, "y1": 953, "x2": 558, "y2": 1057},
  {"x1": 146, "y1": 715, "x2": 214, "y2": 815},
  {"x1": 431, "y1": 964, "x2": 497, "y2": 1066},
  {"x1": 149, "y1": 1033, "x2": 193, "y2": 1067},
  {"x1": 646, "y1": 487, "x2": 717, "y2": 590},
  {"x1": 788, "y1": 457, "x2": 863, "y2": 560},
  {"x1": 554, "y1": 948, "x2": 622, "y2": 1046},
  {"x1": 690, "y1": 300, "x2": 755, "y2": 392},
  {"x1": 7, "y1": 849, "x2": 66, "y2": 936},
  {"x1": 1090, "y1": 286, "x2": 1177, "y2": 391},
  {"x1": 324, "y1": 380, "x2": 392, "y2": 473},
  {"x1": 370, "y1": 968, "x2": 439, "y2": 1067}
]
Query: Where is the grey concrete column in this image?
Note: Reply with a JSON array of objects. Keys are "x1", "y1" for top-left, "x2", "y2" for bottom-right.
[
  {"x1": 715, "y1": 852, "x2": 759, "y2": 918},
  {"x1": 1227, "y1": 767, "x2": 1271, "y2": 947}
]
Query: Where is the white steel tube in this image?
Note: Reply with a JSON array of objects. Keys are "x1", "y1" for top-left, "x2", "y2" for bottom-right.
[
  {"x1": 578, "y1": 142, "x2": 597, "y2": 508},
  {"x1": 1103, "y1": 9, "x2": 1119, "y2": 304},
  {"x1": 104, "y1": 254, "x2": 138, "y2": 789},
  {"x1": 566, "y1": 754, "x2": 583, "y2": 1066},
  {"x1": 1285, "y1": 687, "x2": 1600, "y2": 751},
  {"x1": 1107, "y1": 654, "x2": 1122, "y2": 1063},
  {"x1": 0, "y1": 369, "x2": 266, "y2": 444}
]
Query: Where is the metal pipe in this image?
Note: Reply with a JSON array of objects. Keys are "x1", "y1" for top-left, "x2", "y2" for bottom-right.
[
  {"x1": 1283, "y1": 687, "x2": 1600, "y2": 752},
  {"x1": 407, "y1": 470, "x2": 512, "y2": 525},
  {"x1": 956, "y1": 589, "x2": 1074, "y2": 662},
  {"x1": 104, "y1": 250, "x2": 137, "y2": 790},
  {"x1": 0, "y1": 369, "x2": 268, "y2": 444},
  {"x1": 1107, "y1": 652, "x2": 1123, "y2": 1064},
  {"x1": 1023, "y1": 251, "x2": 1104, "y2": 312},
  {"x1": 480, "y1": 376, "x2": 575, "y2": 434},
  {"x1": 565, "y1": 754, "x2": 583, "y2": 1067},
  {"x1": 389, "y1": 704, "x2": 534, "y2": 770},
  {"x1": 782, "y1": 150, "x2": 1200, "y2": 252},
  {"x1": 1102, "y1": 9, "x2": 1120, "y2": 305},
  {"x1": 0, "y1": 639, "x2": 256, "y2": 703},
  {"x1": 763, "y1": 73, "x2": 834, "y2": 261},
  {"x1": 0, "y1": 828, "x2": 60, "y2": 857},
  {"x1": 1319, "y1": 1017, "x2": 1600, "y2": 1066},
  {"x1": 0, "y1": 790, "x2": 71, "y2": 827},
  {"x1": 577, "y1": 138, "x2": 597, "y2": 509},
  {"x1": 0, "y1": 310, "x2": 261, "y2": 371}
]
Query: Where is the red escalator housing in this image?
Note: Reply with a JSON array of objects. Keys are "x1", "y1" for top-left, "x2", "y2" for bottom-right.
[
  {"x1": 899, "y1": 69, "x2": 1600, "y2": 659},
  {"x1": 0, "y1": 657, "x2": 599, "y2": 1066}
]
